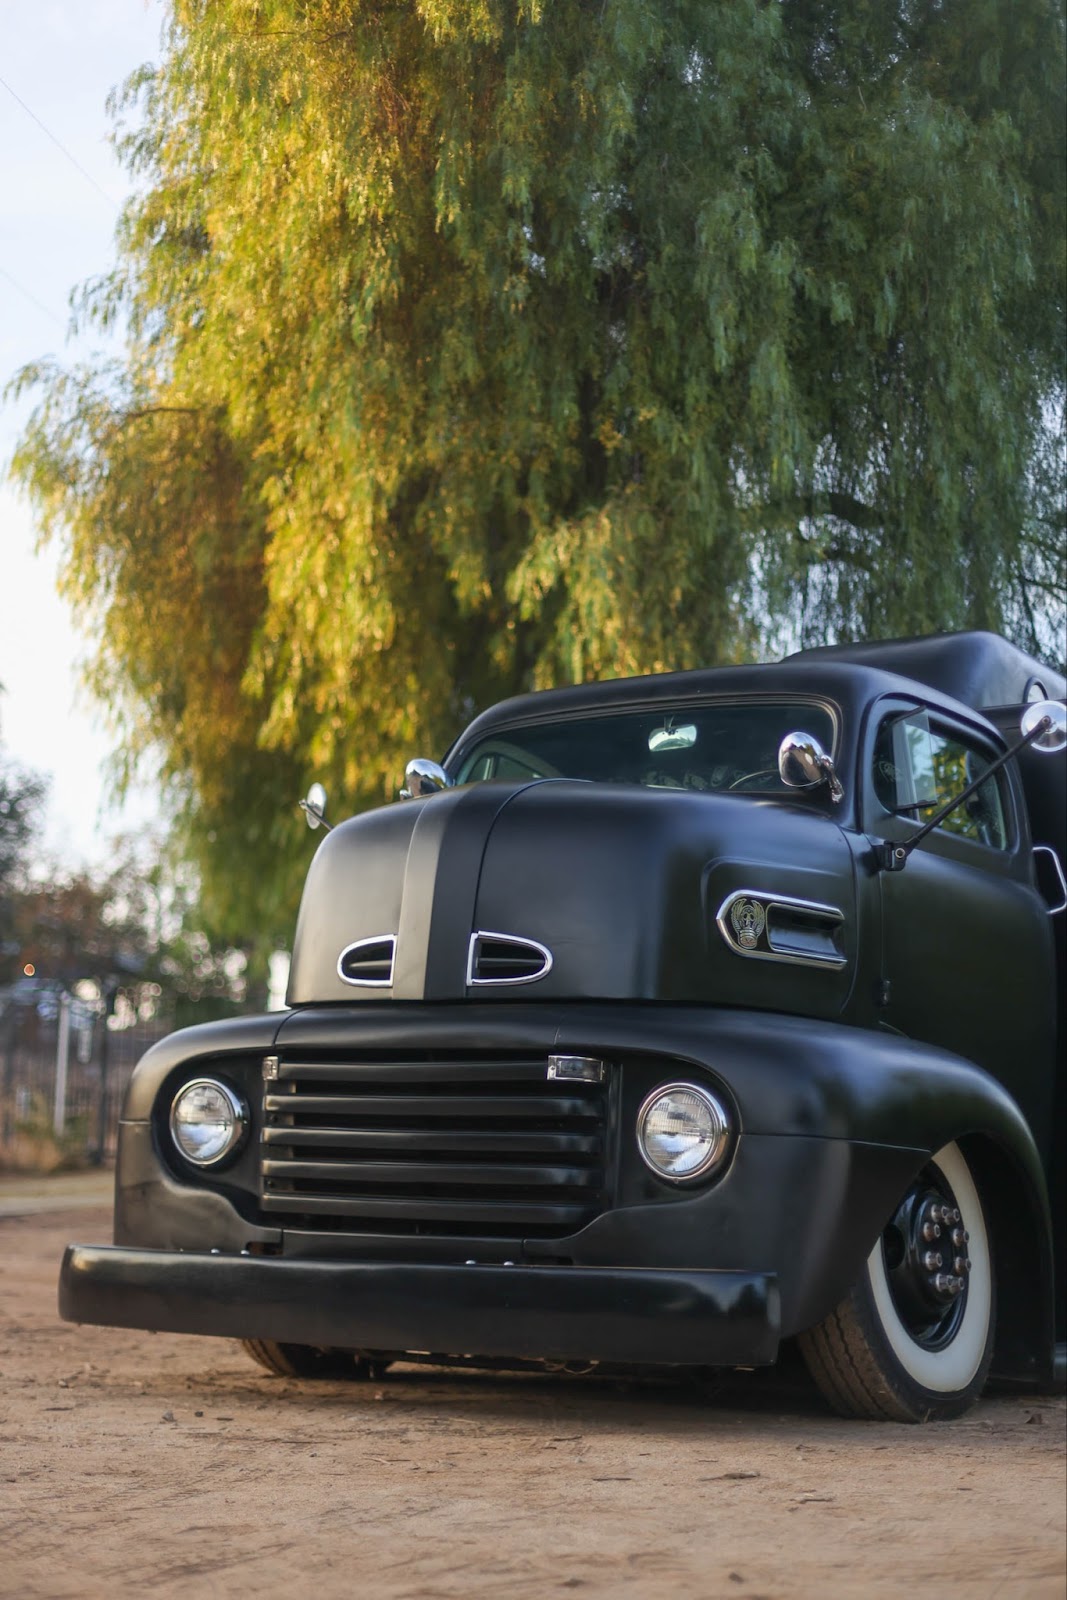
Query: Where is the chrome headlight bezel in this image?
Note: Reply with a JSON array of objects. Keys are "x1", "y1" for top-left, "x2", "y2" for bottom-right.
[
  {"x1": 169, "y1": 1077, "x2": 249, "y2": 1169},
  {"x1": 636, "y1": 1081, "x2": 731, "y2": 1184}
]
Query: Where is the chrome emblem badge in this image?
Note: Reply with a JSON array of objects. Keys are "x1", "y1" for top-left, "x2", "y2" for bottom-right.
[{"x1": 729, "y1": 897, "x2": 766, "y2": 950}]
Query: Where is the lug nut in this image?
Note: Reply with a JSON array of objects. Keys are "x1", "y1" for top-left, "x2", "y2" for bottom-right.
[
  {"x1": 965, "y1": 1258, "x2": 972, "y2": 1271},
  {"x1": 923, "y1": 1221, "x2": 942, "y2": 1241},
  {"x1": 952, "y1": 1227, "x2": 965, "y2": 1247},
  {"x1": 951, "y1": 1209, "x2": 961, "y2": 1224},
  {"x1": 923, "y1": 1251, "x2": 943, "y2": 1271},
  {"x1": 934, "y1": 1273, "x2": 953, "y2": 1293},
  {"x1": 954, "y1": 1256, "x2": 966, "y2": 1273}
]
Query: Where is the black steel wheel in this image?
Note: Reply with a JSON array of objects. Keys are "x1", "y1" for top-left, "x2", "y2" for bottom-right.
[
  {"x1": 241, "y1": 1340, "x2": 392, "y2": 1380},
  {"x1": 798, "y1": 1141, "x2": 994, "y2": 1422}
]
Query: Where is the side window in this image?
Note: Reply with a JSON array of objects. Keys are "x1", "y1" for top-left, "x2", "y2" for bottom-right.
[{"x1": 873, "y1": 714, "x2": 1009, "y2": 850}]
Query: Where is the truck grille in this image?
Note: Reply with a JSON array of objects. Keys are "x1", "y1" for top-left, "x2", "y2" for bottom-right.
[{"x1": 259, "y1": 1052, "x2": 611, "y2": 1237}]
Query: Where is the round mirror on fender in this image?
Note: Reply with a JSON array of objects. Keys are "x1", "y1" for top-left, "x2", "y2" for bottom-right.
[
  {"x1": 778, "y1": 731, "x2": 845, "y2": 803},
  {"x1": 401, "y1": 758, "x2": 452, "y2": 799},
  {"x1": 1020, "y1": 700, "x2": 1067, "y2": 754},
  {"x1": 301, "y1": 781, "x2": 329, "y2": 829}
]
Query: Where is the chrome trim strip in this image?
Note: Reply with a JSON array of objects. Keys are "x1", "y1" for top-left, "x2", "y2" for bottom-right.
[
  {"x1": 336, "y1": 935, "x2": 397, "y2": 988},
  {"x1": 715, "y1": 889, "x2": 847, "y2": 970},
  {"x1": 467, "y1": 931, "x2": 554, "y2": 987}
]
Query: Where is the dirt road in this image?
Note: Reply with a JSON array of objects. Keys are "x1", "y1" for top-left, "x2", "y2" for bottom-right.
[{"x1": 1, "y1": 1195, "x2": 1064, "y2": 1600}]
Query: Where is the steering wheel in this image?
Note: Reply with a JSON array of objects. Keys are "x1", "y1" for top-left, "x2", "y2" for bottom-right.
[{"x1": 727, "y1": 768, "x2": 779, "y2": 792}]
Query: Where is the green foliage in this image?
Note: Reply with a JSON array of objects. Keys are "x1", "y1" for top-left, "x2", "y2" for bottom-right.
[
  {"x1": 0, "y1": 753, "x2": 46, "y2": 896},
  {"x1": 0, "y1": 745, "x2": 48, "y2": 981},
  {"x1": 9, "y1": 0, "x2": 1065, "y2": 940}
]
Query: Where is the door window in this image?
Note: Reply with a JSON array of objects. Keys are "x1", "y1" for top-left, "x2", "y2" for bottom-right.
[{"x1": 873, "y1": 714, "x2": 1009, "y2": 850}]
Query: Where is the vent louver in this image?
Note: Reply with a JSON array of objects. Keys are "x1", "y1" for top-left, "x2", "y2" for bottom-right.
[
  {"x1": 337, "y1": 936, "x2": 396, "y2": 988},
  {"x1": 467, "y1": 931, "x2": 553, "y2": 987}
]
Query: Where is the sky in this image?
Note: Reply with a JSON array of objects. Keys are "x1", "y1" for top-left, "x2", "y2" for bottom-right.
[{"x1": 0, "y1": 1, "x2": 165, "y2": 869}]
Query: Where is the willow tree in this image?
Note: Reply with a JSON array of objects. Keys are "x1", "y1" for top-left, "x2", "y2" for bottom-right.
[{"x1": 11, "y1": 0, "x2": 1065, "y2": 942}]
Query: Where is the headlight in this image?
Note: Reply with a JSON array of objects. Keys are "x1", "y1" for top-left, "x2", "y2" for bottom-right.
[
  {"x1": 169, "y1": 1078, "x2": 248, "y2": 1167},
  {"x1": 636, "y1": 1082, "x2": 730, "y2": 1183}
]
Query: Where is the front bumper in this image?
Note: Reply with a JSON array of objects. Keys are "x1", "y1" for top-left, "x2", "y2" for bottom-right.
[{"x1": 59, "y1": 1245, "x2": 780, "y2": 1368}]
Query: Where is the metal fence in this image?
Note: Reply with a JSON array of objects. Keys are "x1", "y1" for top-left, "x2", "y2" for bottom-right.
[{"x1": 0, "y1": 981, "x2": 172, "y2": 1167}]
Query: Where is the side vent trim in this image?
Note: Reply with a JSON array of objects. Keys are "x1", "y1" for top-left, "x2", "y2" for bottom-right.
[
  {"x1": 715, "y1": 890, "x2": 846, "y2": 970},
  {"x1": 467, "y1": 931, "x2": 553, "y2": 987},
  {"x1": 337, "y1": 935, "x2": 397, "y2": 988}
]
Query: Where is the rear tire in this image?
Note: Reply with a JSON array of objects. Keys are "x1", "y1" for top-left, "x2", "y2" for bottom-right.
[
  {"x1": 798, "y1": 1141, "x2": 994, "y2": 1422},
  {"x1": 241, "y1": 1340, "x2": 391, "y2": 1380}
]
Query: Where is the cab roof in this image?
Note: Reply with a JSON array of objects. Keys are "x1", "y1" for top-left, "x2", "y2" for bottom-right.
[
  {"x1": 452, "y1": 649, "x2": 1024, "y2": 758},
  {"x1": 784, "y1": 630, "x2": 1065, "y2": 710}
]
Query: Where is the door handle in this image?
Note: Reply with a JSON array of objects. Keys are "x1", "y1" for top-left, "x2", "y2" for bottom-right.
[{"x1": 1032, "y1": 845, "x2": 1067, "y2": 915}]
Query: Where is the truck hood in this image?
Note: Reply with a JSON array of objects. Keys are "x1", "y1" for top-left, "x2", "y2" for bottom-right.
[{"x1": 287, "y1": 779, "x2": 857, "y2": 1016}]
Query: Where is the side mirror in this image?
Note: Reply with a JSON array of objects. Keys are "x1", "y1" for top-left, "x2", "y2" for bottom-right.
[
  {"x1": 778, "y1": 731, "x2": 844, "y2": 804},
  {"x1": 1020, "y1": 700, "x2": 1067, "y2": 754},
  {"x1": 400, "y1": 758, "x2": 452, "y2": 800},
  {"x1": 299, "y1": 781, "x2": 330, "y2": 830}
]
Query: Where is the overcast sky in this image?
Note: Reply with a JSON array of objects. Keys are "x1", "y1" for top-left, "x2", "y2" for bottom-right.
[{"x1": 1, "y1": 1, "x2": 164, "y2": 869}]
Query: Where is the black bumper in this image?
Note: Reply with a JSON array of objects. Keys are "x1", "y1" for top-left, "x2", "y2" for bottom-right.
[{"x1": 59, "y1": 1245, "x2": 780, "y2": 1368}]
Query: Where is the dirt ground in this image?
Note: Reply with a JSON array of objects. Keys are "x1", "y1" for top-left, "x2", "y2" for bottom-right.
[{"x1": 1, "y1": 1182, "x2": 1064, "y2": 1600}]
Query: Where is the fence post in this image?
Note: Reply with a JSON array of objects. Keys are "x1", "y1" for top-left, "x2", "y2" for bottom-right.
[
  {"x1": 2, "y1": 1002, "x2": 16, "y2": 1145},
  {"x1": 54, "y1": 991, "x2": 71, "y2": 1137},
  {"x1": 92, "y1": 981, "x2": 120, "y2": 1165}
]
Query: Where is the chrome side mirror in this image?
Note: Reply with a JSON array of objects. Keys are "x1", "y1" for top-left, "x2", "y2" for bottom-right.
[
  {"x1": 299, "y1": 781, "x2": 330, "y2": 831},
  {"x1": 400, "y1": 758, "x2": 453, "y2": 799},
  {"x1": 778, "y1": 731, "x2": 844, "y2": 804},
  {"x1": 1021, "y1": 700, "x2": 1067, "y2": 754}
]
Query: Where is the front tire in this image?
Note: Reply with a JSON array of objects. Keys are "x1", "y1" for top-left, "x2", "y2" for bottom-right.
[{"x1": 799, "y1": 1141, "x2": 994, "y2": 1422}]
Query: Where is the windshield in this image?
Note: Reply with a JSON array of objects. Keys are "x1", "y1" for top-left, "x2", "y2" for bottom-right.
[{"x1": 453, "y1": 700, "x2": 836, "y2": 795}]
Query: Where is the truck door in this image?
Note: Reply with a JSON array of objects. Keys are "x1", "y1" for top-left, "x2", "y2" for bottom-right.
[{"x1": 863, "y1": 700, "x2": 1057, "y2": 1149}]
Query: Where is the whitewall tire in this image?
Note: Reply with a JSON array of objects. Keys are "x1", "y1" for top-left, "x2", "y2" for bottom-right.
[{"x1": 798, "y1": 1141, "x2": 995, "y2": 1422}]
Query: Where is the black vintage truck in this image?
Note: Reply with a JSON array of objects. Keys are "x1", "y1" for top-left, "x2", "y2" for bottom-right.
[{"x1": 59, "y1": 631, "x2": 1067, "y2": 1421}]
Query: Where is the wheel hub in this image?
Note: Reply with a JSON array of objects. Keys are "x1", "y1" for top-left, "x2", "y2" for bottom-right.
[{"x1": 881, "y1": 1175, "x2": 973, "y2": 1349}]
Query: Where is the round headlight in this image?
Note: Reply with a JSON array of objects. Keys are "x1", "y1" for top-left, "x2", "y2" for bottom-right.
[
  {"x1": 636, "y1": 1082, "x2": 730, "y2": 1183},
  {"x1": 170, "y1": 1078, "x2": 247, "y2": 1167}
]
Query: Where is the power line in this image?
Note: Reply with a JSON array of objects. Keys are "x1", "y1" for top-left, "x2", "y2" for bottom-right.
[
  {"x1": 0, "y1": 265, "x2": 67, "y2": 330},
  {"x1": 0, "y1": 73, "x2": 120, "y2": 215}
]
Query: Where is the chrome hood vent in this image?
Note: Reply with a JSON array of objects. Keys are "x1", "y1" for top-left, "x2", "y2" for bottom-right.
[
  {"x1": 467, "y1": 931, "x2": 553, "y2": 987},
  {"x1": 337, "y1": 936, "x2": 396, "y2": 988}
]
